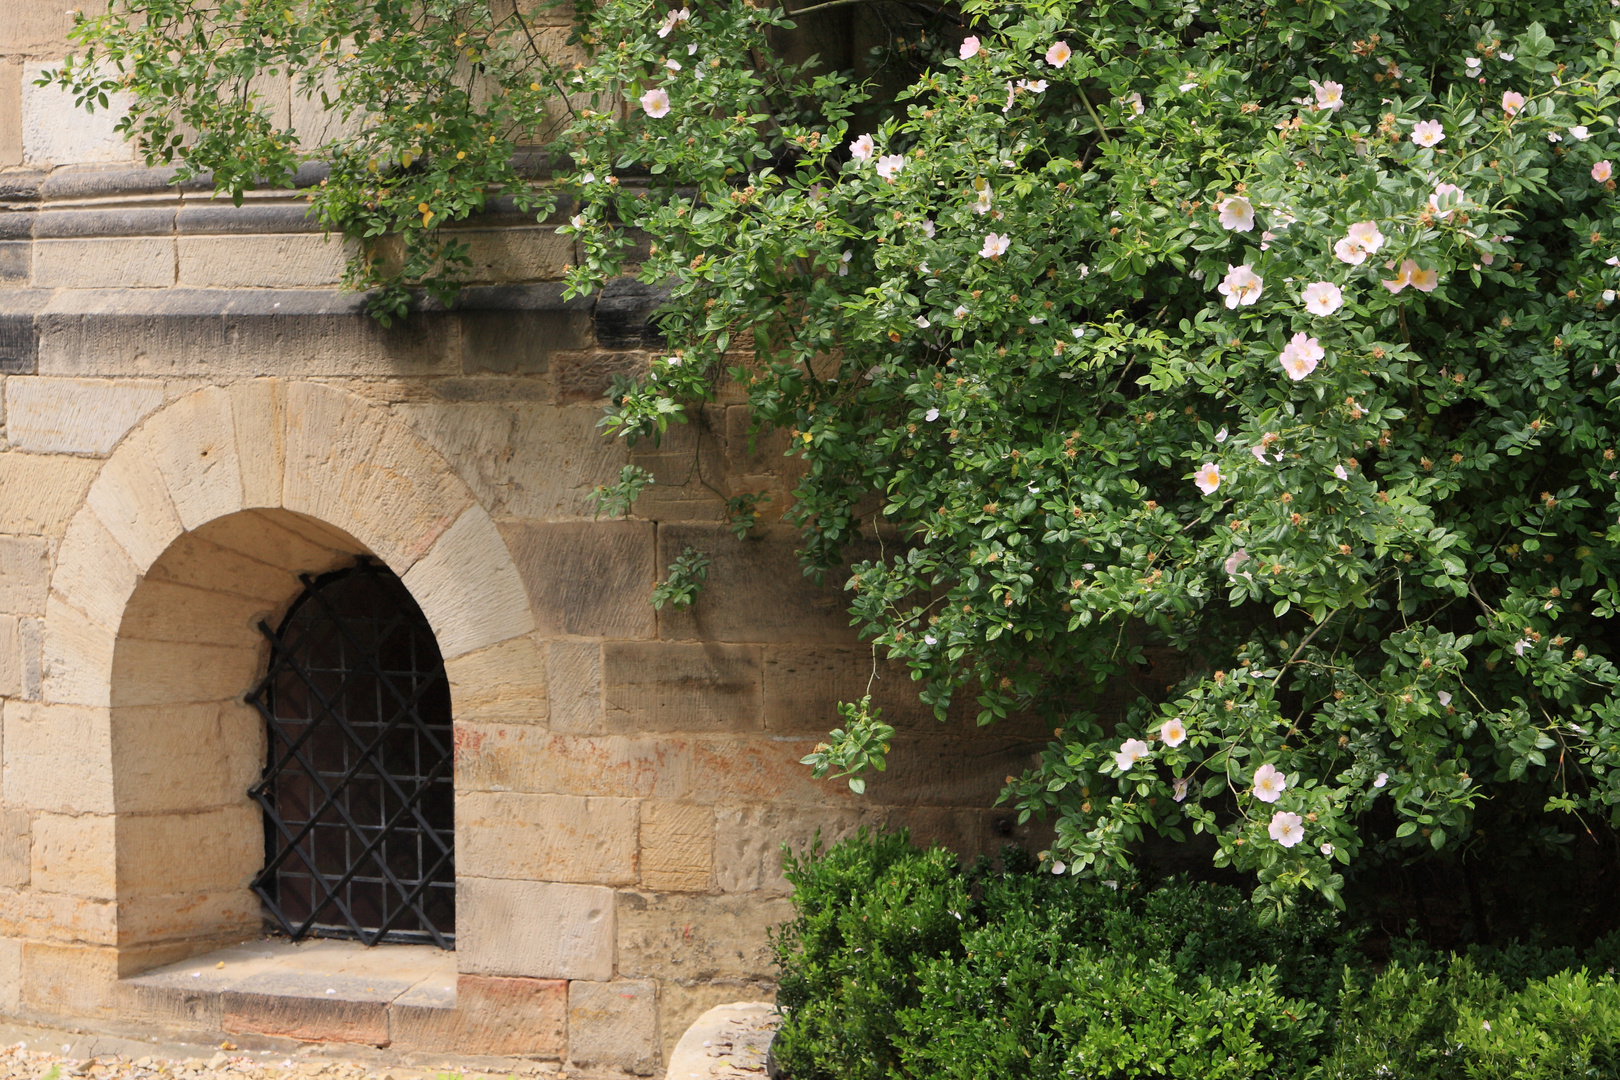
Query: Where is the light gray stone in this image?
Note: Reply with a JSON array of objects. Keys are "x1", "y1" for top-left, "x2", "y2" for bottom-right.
[{"x1": 456, "y1": 877, "x2": 615, "y2": 982}]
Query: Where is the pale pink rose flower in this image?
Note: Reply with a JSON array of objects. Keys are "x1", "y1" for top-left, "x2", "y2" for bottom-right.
[
  {"x1": 1160, "y1": 717, "x2": 1187, "y2": 747},
  {"x1": 639, "y1": 88, "x2": 671, "y2": 118},
  {"x1": 1334, "y1": 237, "x2": 1367, "y2": 265},
  {"x1": 1269, "y1": 811, "x2": 1305, "y2": 847},
  {"x1": 1218, "y1": 195, "x2": 1255, "y2": 232},
  {"x1": 1172, "y1": 777, "x2": 1189, "y2": 802},
  {"x1": 664, "y1": 58, "x2": 681, "y2": 72},
  {"x1": 1374, "y1": 772, "x2": 1389, "y2": 788},
  {"x1": 1124, "y1": 92, "x2": 1144, "y2": 115},
  {"x1": 921, "y1": 218, "x2": 936, "y2": 238},
  {"x1": 1430, "y1": 182, "x2": 1465, "y2": 218},
  {"x1": 959, "y1": 35, "x2": 981, "y2": 59},
  {"x1": 1302, "y1": 281, "x2": 1343, "y2": 316},
  {"x1": 1114, "y1": 738, "x2": 1151, "y2": 771},
  {"x1": 980, "y1": 232, "x2": 1010, "y2": 258},
  {"x1": 1194, "y1": 462, "x2": 1223, "y2": 495},
  {"x1": 1334, "y1": 464, "x2": 1349, "y2": 481},
  {"x1": 1502, "y1": 90, "x2": 1526, "y2": 116},
  {"x1": 1311, "y1": 79, "x2": 1345, "y2": 111},
  {"x1": 1218, "y1": 264, "x2": 1263, "y2": 308},
  {"x1": 1250, "y1": 445, "x2": 1268, "y2": 463},
  {"x1": 1224, "y1": 548, "x2": 1249, "y2": 575},
  {"x1": 1438, "y1": 690, "x2": 1453, "y2": 707},
  {"x1": 1253, "y1": 763, "x2": 1287, "y2": 803},
  {"x1": 1348, "y1": 220, "x2": 1386, "y2": 251},
  {"x1": 1595, "y1": 161, "x2": 1614, "y2": 182},
  {"x1": 1279, "y1": 331, "x2": 1324, "y2": 381},
  {"x1": 875, "y1": 154, "x2": 905, "y2": 181},
  {"x1": 1411, "y1": 119, "x2": 1444, "y2": 147},
  {"x1": 849, "y1": 133, "x2": 875, "y2": 161},
  {"x1": 1382, "y1": 259, "x2": 1438, "y2": 294},
  {"x1": 656, "y1": 7, "x2": 690, "y2": 37},
  {"x1": 1045, "y1": 41, "x2": 1072, "y2": 67}
]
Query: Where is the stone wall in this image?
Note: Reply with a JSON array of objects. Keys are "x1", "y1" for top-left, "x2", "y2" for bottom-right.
[{"x1": 0, "y1": 11, "x2": 1047, "y2": 1071}]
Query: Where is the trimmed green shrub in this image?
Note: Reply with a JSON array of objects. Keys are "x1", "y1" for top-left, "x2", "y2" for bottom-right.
[{"x1": 773, "y1": 831, "x2": 1620, "y2": 1079}]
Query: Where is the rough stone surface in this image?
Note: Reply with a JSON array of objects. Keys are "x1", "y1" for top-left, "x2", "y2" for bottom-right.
[
  {"x1": 21, "y1": 62, "x2": 138, "y2": 168},
  {"x1": 567, "y1": 979, "x2": 659, "y2": 1076},
  {"x1": 639, "y1": 801, "x2": 713, "y2": 893},
  {"x1": 602, "y1": 642, "x2": 762, "y2": 734},
  {"x1": 457, "y1": 877, "x2": 615, "y2": 982},
  {"x1": 177, "y1": 234, "x2": 346, "y2": 289},
  {"x1": 0, "y1": 452, "x2": 100, "y2": 536},
  {"x1": 616, "y1": 891, "x2": 793, "y2": 983},
  {"x1": 502, "y1": 520, "x2": 657, "y2": 639},
  {"x1": 389, "y1": 974, "x2": 567, "y2": 1056},
  {"x1": 456, "y1": 791, "x2": 637, "y2": 885},
  {"x1": 3, "y1": 377, "x2": 165, "y2": 455},
  {"x1": 663, "y1": 1001, "x2": 778, "y2": 1080},
  {"x1": 0, "y1": 536, "x2": 50, "y2": 614}
]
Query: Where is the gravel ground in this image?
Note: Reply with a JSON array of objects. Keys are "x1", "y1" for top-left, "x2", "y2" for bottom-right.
[{"x1": 0, "y1": 1028, "x2": 562, "y2": 1080}]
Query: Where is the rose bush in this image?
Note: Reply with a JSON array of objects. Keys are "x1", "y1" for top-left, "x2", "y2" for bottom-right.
[{"x1": 56, "y1": 0, "x2": 1620, "y2": 905}]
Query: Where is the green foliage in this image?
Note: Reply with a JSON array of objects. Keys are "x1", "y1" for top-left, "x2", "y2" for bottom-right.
[
  {"x1": 556, "y1": 0, "x2": 1620, "y2": 901},
  {"x1": 776, "y1": 830, "x2": 1620, "y2": 1079},
  {"x1": 724, "y1": 490, "x2": 772, "y2": 538},
  {"x1": 45, "y1": 0, "x2": 566, "y2": 321},
  {"x1": 590, "y1": 464, "x2": 656, "y2": 519},
  {"x1": 800, "y1": 696, "x2": 895, "y2": 793},
  {"x1": 64, "y1": 0, "x2": 1620, "y2": 897},
  {"x1": 649, "y1": 544, "x2": 710, "y2": 610}
]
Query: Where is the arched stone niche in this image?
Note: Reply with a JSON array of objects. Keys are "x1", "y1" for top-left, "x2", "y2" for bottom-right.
[{"x1": 32, "y1": 381, "x2": 539, "y2": 1012}]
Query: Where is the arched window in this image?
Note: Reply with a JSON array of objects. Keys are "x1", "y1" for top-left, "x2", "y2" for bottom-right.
[{"x1": 245, "y1": 560, "x2": 455, "y2": 948}]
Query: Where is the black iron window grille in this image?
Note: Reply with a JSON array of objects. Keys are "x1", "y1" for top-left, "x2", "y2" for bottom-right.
[{"x1": 246, "y1": 559, "x2": 456, "y2": 948}]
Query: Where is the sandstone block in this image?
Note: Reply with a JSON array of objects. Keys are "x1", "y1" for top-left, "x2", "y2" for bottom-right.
[
  {"x1": 109, "y1": 639, "x2": 261, "y2": 710},
  {"x1": 689, "y1": 737, "x2": 845, "y2": 808},
  {"x1": 34, "y1": 238, "x2": 174, "y2": 288},
  {"x1": 454, "y1": 726, "x2": 693, "y2": 801},
  {"x1": 147, "y1": 385, "x2": 248, "y2": 530},
  {"x1": 458, "y1": 227, "x2": 574, "y2": 283},
  {"x1": 223, "y1": 990, "x2": 389, "y2": 1046},
  {"x1": 21, "y1": 61, "x2": 135, "y2": 169},
  {"x1": 0, "y1": 884, "x2": 116, "y2": 945},
  {"x1": 6, "y1": 7, "x2": 109, "y2": 60},
  {"x1": 0, "y1": 62, "x2": 20, "y2": 170},
  {"x1": 444, "y1": 633, "x2": 547, "y2": 724},
  {"x1": 640, "y1": 801, "x2": 713, "y2": 892},
  {"x1": 113, "y1": 980, "x2": 223, "y2": 1030},
  {"x1": 546, "y1": 639, "x2": 603, "y2": 734},
  {"x1": 226, "y1": 380, "x2": 285, "y2": 508},
  {"x1": 50, "y1": 509, "x2": 139, "y2": 633},
  {"x1": 116, "y1": 578, "x2": 271, "y2": 649},
  {"x1": 31, "y1": 811, "x2": 115, "y2": 900},
  {"x1": 177, "y1": 234, "x2": 346, "y2": 289},
  {"x1": 144, "y1": 521, "x2": 305, "y2": 604},
  {"x1": 461, "y1": 309, "x2": 588, "y2": 376},
  {"x1": 457, "y1": 791, "x2": 637, "y2": 885},
  {"x1": 83, "y1": 425, "x2": 186, "y2": 571},
  {"x1": 281, "y1": 382, "x2": 471, "y2": 573},
  {"x1": 603, "y1": 642, "x2": 763, "y2": 733},
  {"x1": 762, "y1": 644, "x2": 943, "y2": 734},
  {"x1": 714, "y1": 805, "x2": 875, "y2": 894},
  {"x1": 0, "y1": 810, "x2": 29, "y2": 890},
  {"x1": 389, "y1": 974, "x2": 567, "y2": 1057},
  {"x1": 0, "y1": 535, "x2": 50, "y2": 614},
  {"x1": 40, "y1": 594, "x2": 118, "y2": 707},
  {"x1": 555, "y1": 351, "x2": 647, "y2": 404},
  {"x1": 21, "y1": 942, "x2": 118, "y2": 1017},
  {"x1": 4, "y1": 377, "x2": 165, "y2": 455},
  {"x1": 116, "y1": 804, "x2": 261, "y2": 895},
  {"x1": 657, "y1": 525, "x2": 866, "y2": 644},
  {"x1": 402, "y1": 506, "x2": 535, "y2": 660},
  {"x1": 2, "y1": 701, "x2": 113, "y2": 813},
  {"x1": 393, "y1": 402, "x2": 627, "y2": 522},
  {"x1": 116, "y1": 888, "x2": 261, "y2": 950},
  {"x1": 0, "y1": 616, "x2": 17, "y2": 698},
  {"x1": 0, "y1": 452, "x2": 100, "y2": 536},
  {"x1": 616, "y1": 890, "x2": 793, "y2": 982},
  {"x1": 501, "y1": 520, "x2": 657, "y2": 639},
  {"x1": 0, "y1": 936, "x2": 20, "y2": 1014},
  {"x1": 861, "y1": 736, "x2": 1037, "y2": 808},
  {"x1": 568, "y1": 979, "x2": 660, "y2": 1076},
  {"x1": 18, "y1": 617, "x2": 40, "y2": 701},
  {"x1": 456, "y1": 877, "x2": 615, "y2": 981},
  {"x1": 111, "y1": 701, "x2": 264, "y2": 815}
]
